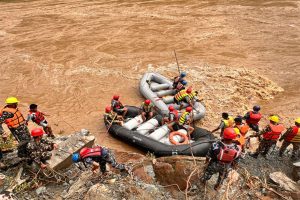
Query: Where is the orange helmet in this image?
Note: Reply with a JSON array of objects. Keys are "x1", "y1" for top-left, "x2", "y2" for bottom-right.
[
  {"x1": 223, "y1": 128, "x2": 236, "y2": 140},
  {"x1": 186, "y1": 106, "x2": 193, "y2": 112},
  {"x1": 31, "y1": 128, "x2": 44, "y2": 137},
  {"x1": 113, "y1": 95, "x2": 119, "y2": 100},
  {"x1": 145, "y1": 99, "x2": 151, "y2": 105},
  {"x1": 105, "y1": 106, "x2": 112, "y2": 113}
]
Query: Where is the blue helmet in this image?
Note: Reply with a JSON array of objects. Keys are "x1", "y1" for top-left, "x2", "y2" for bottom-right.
[
  {"x1": 253, "y1": 105, "x2": 261, "y2": 112},
  {"x1": 72, "y1": 153, "x2": 80, "y2": 163},
  {"x1": 180, "y1": 72, "x2": 186, "y2": 78},
  {"x1": 181, "y1": 80, "x2": 187, "y2": 85}
]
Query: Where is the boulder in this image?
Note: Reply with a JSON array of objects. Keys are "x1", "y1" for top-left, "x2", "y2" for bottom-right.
[
  {"x1": 292, "y1": 161, "x2": 300, "y2": 181},
  {"x1": 48, "y1": 130, "x2": 95, "y2": 170},
  {"x1": 153, "y1": 156, "x2": 206, "y2": 190},
  {"x1": 269, "y1": 172, "x2": 299, "y2": 192},
  {"x1": 84, "y1": 184, "x2": 114, "y2": 200}
]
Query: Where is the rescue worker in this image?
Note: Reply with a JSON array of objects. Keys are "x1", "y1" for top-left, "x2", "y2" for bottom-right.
[
  {"x1": 162, "y1": 105, "x2": 179, "y2": 132},
  {"x1": 0, "y1": 97, "x2": 31, "y2": 157},
  {"x1": 72, "y1": 146, "x2": 126, "y2": 174},
  {"x1": 104, "y1": 106, "x2": 123, "y2": 126},
  {"x1": 26, "y1": 104, "x2": 55, "y2": 138},
  {"x1": 201, "y1": 128, "x2": 241, "y2": 190},
  {"x1": 211, "y1": 113, "x2": 234, "y2": 137},
  {"x1": 174, "y1": 106, "x2": 194, "y2": 135},
  {"x1": 26, "y1": 128, "x2": 58, "y2": 169},
  {"x1": 279, "y1": 118, "x2": 300, "y2": 160},
  {"x1": 140, "y1": 99, "x2": 154, "y2": 121},
  {"x1": 175, "y1": 80, "x2": 187, "y2": 92},
  {"x1": 173, "y1": 72, "x2": 187, "y2": 89},
  {"x1": 233, "y1": 116, "x2": 249, "y2": 152},
  {"x1": 174, "y1": 88, "x2": 196, "y2": 110},
  {"x1": 250, "y1": 115, "x2": 285, "y2": 159},
  {"x1": 111, "y1": 95, "x2": 128, "y2": 119},
  {"x1": 244, "y1": 105, "x2": 262, "y2": 133}
]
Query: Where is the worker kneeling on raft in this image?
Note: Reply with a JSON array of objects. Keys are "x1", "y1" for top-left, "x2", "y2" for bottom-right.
[
  {"x1": 250, "y1": 115, "x2": 284, "y2": 159},
  {"x1": 173, "y1": 106, "x2": 194, "y2": 135},
  {"x1": 279, "y1": 117, "x2": 300, "y2": 160},
  {"x1": 111, "y1": 95, "x2": 128, "y2": 119},
  {"x1": 201, "y1": 127, "x2": 241, "y2": 190},
  {"x1": 26, "y1": 128, "x2": 58, "y2": 169},
  {"x1": 140, "y1": 99, "x2": 154, "y2": 122},
  {"x1": 104, "y1": 106, "x2": 124, "y2": 126},
  {"x1": 173, "y1": 72, "x2": 187, "y2": 89},
  {"x1": 162, "y1": 106, "x2": 179, "y2": 132},
  {"x1": 72, "y1": 146, "x2": 126, "y2": 174}
]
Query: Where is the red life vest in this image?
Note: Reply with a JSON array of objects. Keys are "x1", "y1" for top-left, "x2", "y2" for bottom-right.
[
  {"x1": 246, "y1": 111, "x2": 262, "y2": 125},
  {"x1": 285, "y1": 126, "x2": 300, "y2": 143},
  {"x1": 217, "y1": 143, "x2": 241, "y2": 163},
  {"x1": 262, "y1": 124, "x2": 285, "y2": 140},
  {"x1": 79, "y1": 147, "x2": 102, "y2": 159},
  {"x1": 29, "y1": 111, "x2": 45, "y2": 124}
]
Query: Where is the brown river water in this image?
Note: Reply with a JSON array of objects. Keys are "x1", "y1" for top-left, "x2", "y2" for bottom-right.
[{"x1": 0, "y1": 0, "x2": 299, "y2": 152}]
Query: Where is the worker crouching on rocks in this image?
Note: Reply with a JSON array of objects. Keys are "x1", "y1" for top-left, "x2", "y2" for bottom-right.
[
  {"x1": 201, "y1": 128, "x2": 241, "y2": 190},
  {"x1": 279, "y1": 118, "x2": 300, "y2": 160},
  {"x1": 250, "y1": 115, "x2": 284, "y2": 159},
  {"x1": 72, "y1": 146, "x2": 126, "y2": 174},
  {"x1": 26, "y1": 128, "x2": 58, "y2": 169},
  {"x1": 26, "y1": 104, "x2": 55, "y2": 138},
  {"x1": 140, "y1": 99, "x2": 154, "y2": 121}
]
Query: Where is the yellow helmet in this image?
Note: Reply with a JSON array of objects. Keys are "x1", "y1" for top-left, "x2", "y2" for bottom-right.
[
  {"x1": 5, "y1": 97, "x2": 19, "y2": 104},
  {"x1": 295, "y1": 118, "x2": 300, "y2": 124},
  {"x1": 269, "y1": 115, "x2": 279, "y2": 123}
]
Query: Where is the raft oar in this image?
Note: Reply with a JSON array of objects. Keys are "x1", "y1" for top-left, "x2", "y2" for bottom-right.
[{"x1": 173, "y1": 50, "x2": 181, "y2": 74}]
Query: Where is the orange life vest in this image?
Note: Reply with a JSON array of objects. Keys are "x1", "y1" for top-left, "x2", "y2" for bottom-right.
[
  {"x1": 246, "y1": 111, "x2": 262, "y2": 125},
  {"x1": 217, "y1": 143, "x2": 241, "y2": 163},
  {"x1": 80, "y1": 147, "x2": 102, "y2": 159},
  {"x1": 0, "y1": 107, "x2": 25, "y2": 128},
  {"x1": 234, "y1": 124, "x2": 249, "y2": 136},
  {"x1": 262, "y1": 124, "x2": 285, "y2": 141},
  {"x1": 285, "y1": 126, "x2": 300, "y2": 143},
  {"x1": 174, "y1": 90, "x2": 188, "y2": 102},
  {"x1": 29, "y1": 111, "x2": 45, "y2": 124}
]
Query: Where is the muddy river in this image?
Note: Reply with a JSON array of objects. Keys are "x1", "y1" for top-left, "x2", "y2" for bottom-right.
[{"x1": 0, "y1": 0, "x2": 299, "y2": 151}]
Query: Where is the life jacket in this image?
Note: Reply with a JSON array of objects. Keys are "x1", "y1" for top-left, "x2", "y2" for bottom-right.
[
  {"x1": 262, "y1": 124, "x2": 285, "y2": 141},
  {"x1": 169, "y1": 110, "x2": 179, "y2": 122},
  {"x1": 285, "y1": 126, "x2": 300, "y2": 142},
  {"x1": 217, "y1": 143, "x2": 241, "y2": 163},
  {"x1": 111, "y1": 99, "x2": 121, "y2": 109},
  {"x1": 187, "y1": 91, "x2": 197, "y2": 100},
  {"x1": 174, "y1": 90, "x2": 188, "y2": 102},
  {"x1": 223, "y1": 116, "x2": 234, "y2": 128},
  {"x1": 29, "y1": 111, "x2": 45, "y2": 124},
  {"x1": 233, "y1": 127, "x2": 246, "y2": 146},
  {"x1": 246, "y1": 111, "x2": 262, "y2": 125},
  {"x1": 142, "y1": 103, "x2": 153, "y2": 113},
  {"x1": 0, "y1": 107, "x2": 25, "y2": 128},
  {"x1": 79, "y1": 147, "x2": 102, "y2": 159},
  {"x1": 179, "y1": 111, "x2": 189, "y2": 125},
  {"x1": 234, "y1": 124, "x2": 249, "y2": 136}
]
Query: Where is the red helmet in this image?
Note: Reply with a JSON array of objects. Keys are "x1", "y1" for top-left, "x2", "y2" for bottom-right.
[
  {"x1": 186, "y1": 106, "x2": 193, "y2": 112},
  {"x1": 186, "y1": 87, "x2": 192, "y2": 94},
  {"x1": 223, "y1": 128, "x2": 237, "y2": 140},
  {"x1": 113, "y1": 95, "x2": 119, "y2": 100},
  {"x1": 105, "y1": 106, "x2": 111, "y2": 113},
  {"x1": 145, "y1": 99, "x2": 151, "y2": 105},
  {"x1": 168, "y1": 105, "x2": 174, "y2": 111},
  {"x1": 31, "y1": 128, "x2": 44, "y2": 137}
]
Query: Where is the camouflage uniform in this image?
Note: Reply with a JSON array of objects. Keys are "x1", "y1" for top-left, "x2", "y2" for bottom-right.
[
  {"x1": 26, "y1": 138, "x2": 54, "y2": 165},
  {"x1": 83, "y1": 147, "x2": 125, "y2": 173},
  {"x1": 0, "y1": 110, "x2": 31, "y2": 157},
  {"x1": 251, "y1": 125, "x2": 276, "y2": 158},
  {"x1": 201, "y1": 141, "x2": 240, "y2": 188},
  {"x1": 279, "y1": 127, "x2": 300, "y2": 159}
]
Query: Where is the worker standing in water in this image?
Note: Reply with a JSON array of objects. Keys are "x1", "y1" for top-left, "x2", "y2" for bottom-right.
[
  {"x1": 279, "y1": 118, "x2": 300, "y2": 160},
  {"x1": 201, "y1": 128, "x2": 241, "y2": 190},
  {"x1": 0, "y1": 97, "x2": 31, "y2": 157},
  {"x1": 250, "y1": 115, "x2": 284, "y2": 159},
  {"x1": 211, "y1": 113, "x2": 234, "y2": 137}
]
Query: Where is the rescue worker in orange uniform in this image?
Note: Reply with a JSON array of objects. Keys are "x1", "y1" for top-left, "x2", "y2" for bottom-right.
[
  {"x1": 26, "y1": 104, "x2": 55, "y2": 138},
  {"x1": 201, "y1": 128, "x2": 241, "y2": 190},
  {"x1": 72, "y1": 146, "x2": 126, "y2": 174},
  {"x1": 0, "y1": 97, "x2": 31, "y2": 157},
  {"x1": 140, "y1": 99, "x2": 154, "y2": 121},
  {"x1": 250, "y1": 115, "x2": 285, "y2": 159},
  {"x1": 163, "y1": 105, "x2": 179, "y2": 132},
  {"x1": 233, "y1": 116, "x2": 249, "y2": 152},
  {"x1": 211, "y1": 113, "x2": 234, "y2": 137},
  {"x1": 111, "y1": 95, "x2": 128, "y2": 119},
  {"x1": 244, "y1": 105, "x2": 262, "y2": 133},
  {"x1": 279, "y1": 118, "x2": 300, "y2": 160}
]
